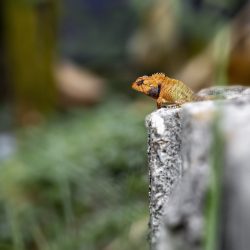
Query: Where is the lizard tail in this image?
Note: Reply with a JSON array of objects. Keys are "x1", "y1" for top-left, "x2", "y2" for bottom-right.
[{"x1": 193, "y1": 94, "x2": 222, "y2": 102}]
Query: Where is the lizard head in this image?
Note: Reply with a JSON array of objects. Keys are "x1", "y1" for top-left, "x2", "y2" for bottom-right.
[{"x1": 131, "y1": 73, "x2": 166, "y2": 99}]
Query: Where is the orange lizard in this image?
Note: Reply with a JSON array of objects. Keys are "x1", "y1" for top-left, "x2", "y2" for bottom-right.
[{"x1": 132, "y1": 73, "x2": 212, "y2": 108}]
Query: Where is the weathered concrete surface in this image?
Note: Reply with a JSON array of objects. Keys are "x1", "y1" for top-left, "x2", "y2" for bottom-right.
[{"x1": 146, "y1": 86, "x2": 250, "y2": 250}]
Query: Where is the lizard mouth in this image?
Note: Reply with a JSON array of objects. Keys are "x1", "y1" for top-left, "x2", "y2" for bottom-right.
[
  {"x1": 131, "y1": 81, "x2": 141, "y2": 91},
  {"x1": 131, "y1": 81, "x2": 147, "y2": 94},
  {"x1": 132, "y1": 78, "x2": 144, "y2": 88}
]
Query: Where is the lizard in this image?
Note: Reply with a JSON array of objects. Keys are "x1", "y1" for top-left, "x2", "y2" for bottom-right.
[{"x1": 131, "y1": 73, "x2": 214, "y2": 108}]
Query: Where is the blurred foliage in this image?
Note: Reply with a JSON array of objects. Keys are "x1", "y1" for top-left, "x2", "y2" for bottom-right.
[
  {"x1": 1, "y1": 0, "x2": 247, "y2": 249},
  {"x1": 0, "y1": 101, "x2": 151, "y2": 250},
  {"x1": 59, "y1": 0, "x2": 138, "y2": 72},
  {"x1": 177, "y1": 0, "x2": 247, "y2": 46}
]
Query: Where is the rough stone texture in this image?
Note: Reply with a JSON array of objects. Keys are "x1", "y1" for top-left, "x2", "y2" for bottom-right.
[
  {"x1": 145, "y1": 108, "x2": 183, "y2": 248},
  {"x1": 146, "y1": 86, "x2": 250, "y2": 250}
]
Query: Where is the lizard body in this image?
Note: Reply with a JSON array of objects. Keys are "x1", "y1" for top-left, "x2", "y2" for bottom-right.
[{"x1": 132, "y1": 73, "x2": 208, "y2": 108}]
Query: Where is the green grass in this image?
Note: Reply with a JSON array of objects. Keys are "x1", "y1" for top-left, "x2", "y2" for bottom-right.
[{"x1": 0, "y1": 100, "x2": 151, "y2": 250}]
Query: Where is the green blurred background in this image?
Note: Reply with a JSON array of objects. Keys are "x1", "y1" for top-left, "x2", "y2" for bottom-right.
[{"x1": 0, "y1": 0, "x2": 250, "y2": 249}]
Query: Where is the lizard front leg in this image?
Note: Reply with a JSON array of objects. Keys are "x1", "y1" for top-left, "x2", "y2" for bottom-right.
[
  {"x1": 157, "y1": 96, "x2": 167, "y2": 108},
  {"x1": 157, "y1": 97, "x2": 187, "y2": 109},
  {"x1": 157, "y1": 97, "x2": 177, "y2": 109}
]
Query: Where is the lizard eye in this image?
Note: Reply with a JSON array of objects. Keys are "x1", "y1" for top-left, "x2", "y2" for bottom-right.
[{"x1": 136, "y1": 80, "x2": 144, "y2": 86}]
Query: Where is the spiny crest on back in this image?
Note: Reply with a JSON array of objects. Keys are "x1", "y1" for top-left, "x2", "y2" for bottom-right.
[
  {"x1": 152, "y1": 73, "x2": 166, "y2": 78},
  {"x1": 151, "y1": 73, "x2": 168, "y2": 84},
  {"x1": 152, "y1": 72, "x2": 179, "y2": 86}
]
